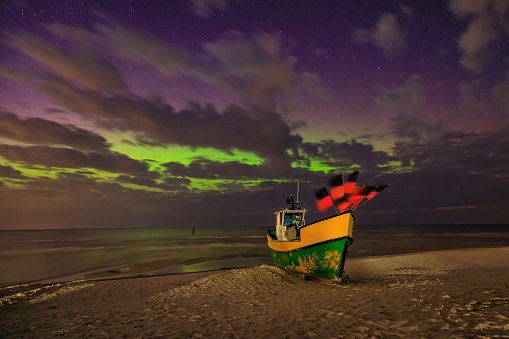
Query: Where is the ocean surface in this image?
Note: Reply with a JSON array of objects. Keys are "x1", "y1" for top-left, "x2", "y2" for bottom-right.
[{"x1": 1, "y1": 224, "x2": 508, "y2": 286}]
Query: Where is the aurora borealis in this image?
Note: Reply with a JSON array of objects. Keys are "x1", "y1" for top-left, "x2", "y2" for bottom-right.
[{"x1": 1, "y1": 0, "x2": 509, "y2": 228}]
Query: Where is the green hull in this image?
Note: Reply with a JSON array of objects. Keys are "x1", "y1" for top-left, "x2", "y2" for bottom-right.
[{"x1": 268, "y1": 231, "x2": 351, "y2": 280}]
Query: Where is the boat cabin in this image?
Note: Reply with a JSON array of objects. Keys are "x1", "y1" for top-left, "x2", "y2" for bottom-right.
[{"x1": 274, "y1": 195, "x2": 306, "y2": 241}]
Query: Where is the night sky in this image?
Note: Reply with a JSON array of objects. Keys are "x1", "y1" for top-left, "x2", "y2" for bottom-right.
[{"x1": 1, "y1": 0, "x2": 508, "y2": 229}]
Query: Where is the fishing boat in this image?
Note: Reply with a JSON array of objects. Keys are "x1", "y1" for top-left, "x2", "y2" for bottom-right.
[
  {"x1": 267, "y1": 172, "x2": 388, "y2": 282},
  {"x1": 267, "y1": 195, "x2": 354, "y2": 282}
]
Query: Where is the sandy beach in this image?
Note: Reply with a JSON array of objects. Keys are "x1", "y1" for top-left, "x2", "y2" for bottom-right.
[{"x1": 1, "y1": 246, "x2": 508, "y2": 338}]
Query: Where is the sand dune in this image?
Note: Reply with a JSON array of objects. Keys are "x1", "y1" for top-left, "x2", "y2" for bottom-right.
[{"x1": 1, "y1": 247, "x2": 508, "y2": 338}]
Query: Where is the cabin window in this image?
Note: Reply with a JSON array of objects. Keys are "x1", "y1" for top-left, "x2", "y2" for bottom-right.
[{"x1": 284, "y1": 213, "x2": 304, "y2": 227}]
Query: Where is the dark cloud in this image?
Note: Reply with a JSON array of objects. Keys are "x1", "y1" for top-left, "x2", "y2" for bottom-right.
[
  {"x1": 357, "y1": 117, "x2": 509, "y2": 224},
  {"x1": 116, "y1": 174, "x2": 190, "y2": 191},
  {"x1": 0, "y1": 174, "x2": 263, "y2": 228},
  {"x1": 163, "y1": 176, "x2": 192, "y2": 189},
  {"x1": 0, "y1": 168, "x2": 305, "y2": 228},
  {"x1": 0, "y1": 164, "x2": 25, "y2": 179},
  {"x1": 31, "y1": 75, "x2": 301, "y2": 164},
  {"x1": 164, "y1": 159, "x2": 280, "y2": 180},
  {"x1": 375, "y1": 75, "x2": 426, "y2": 110},
  {"x1": 354, "y1": 165, "x2": 509, "y2": 225},
  {"x1": 25, "y1": 172, "x2": 124, "y2": 199},
  {"x1": 0, "y1": 112, "x2": 111, "y2": 153},
  {"x1": 390, "y1": 114, "x2": 445, "y2": 141},
  {"x1": 289, "y1": 120, "x2": 308, "y2": 131},
  {"x1": 116, "y1": 174, "x2": 165, "y2": 188},
  {"x1": 298, "y1": 139, "x2": 393, "y2": 170},
  {"x1": 393, "y1": 128, "x2": 509, "y2": 175},
  {"x1": 0, "y1": 145, "x2": 155, "y2": 177},
  {"x1": 45, "y1": 108, "x2": 67, "y2": 114},
  {"x1": 6, "y1": 31, "x2": 128, "y2": 94},
  {"x1": 162, "y1": 157, "x2": 343, "y2": 187},
  {"x1": 0, "y1": 173, "x2": 174, "y2": 228}
]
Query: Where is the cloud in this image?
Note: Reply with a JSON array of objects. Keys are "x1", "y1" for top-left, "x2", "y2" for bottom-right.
[
  {"x1": 34, "y1": 24, "x2": 325, "y2": 114},
  {"x1": 1, "y1": 26, "x2": 315, "y2": 166},
  {"x1": 164, "y1": 159, "x2": 291, "y2": 180},
  {"x1": 375, "y1": 74, "x2": 426, "y2": 110},
  {"x1": 44, "y1": 22, "x2": 190, "y2": 77},
  {"x1": 95, "y1": 24, "x2": 191, "y2": 77},
  {"x1": 0, "y1": 173, "x2": 290, "y2": 228},
  {"x1": 0, "y1": 145, "x2": 155, "y2": 177},
  {"x1": 0, "y1": 112, "x2": 111, "y2": 153},
  {"x1": 5, "y1": 31, "x2": 128, "y2": 94},
  {"x1": 350, "y1": 121, "x2": 509, "y2": 224},
  {"x1": 456, "y1": 15, "x2": 500, "y2": 73},
  {"x1": 0, "y1": 62, "x2": 31, "y2": 84},
  {"x1": 299, "y1": 72, "x2": 331, "y2": 100},
  {"x1": 199, "y1": 31, "x2": 297, "y2": 112},
  {"x1": 116, "y1": 174, "x2": 190, "y2": 191},
  {"x1": 24, "y1": 172, "x2": 123, "y2": 198},
  {"x1": 359, "y1": 125, "x2": 509, "y2": 224},
  {"x1": 0, "y1": 68, "x2": 302, "y2": 175},
  {"x1": 443, "y1": 0, "x2": 509, "y2": 127},
  {"x1": 192, "y1": 0, "x2": 230, "y2": 18},
  {"x1": 199, "y1": 31, "x2": 327, "y2": 112},
  {"x1": 30, "y1": 75, "x2": 302, "y2": 164},
  {"x1": 449, "y1": 0, "x2": 509, "y2": 73},
  {"x1": 354, "y1": 13, "x2": 407, "y2": 58},
  {"x1": 389, "y1": 114, "x2": 445, "y2": 141},
  {"x1": 0, "y1": 164, "x2": 25, "y2": 179},
  {"x1": 298, "y1": 139, "x2": 393, "y2": 170},
  {"x1": 392, "y1": 126, "x2": 509, "y2": 175},
  {"x1": 448, "y1": 0, "x2": 509, "y2": 18},
  {"x1": 0, "y1": 172, "x2": 174, "y2": 228}
]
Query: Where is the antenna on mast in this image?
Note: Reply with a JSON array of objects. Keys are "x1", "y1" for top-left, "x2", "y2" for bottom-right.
[{"x1": 296, "y1": 180, "x2": 300, "y2": 204}]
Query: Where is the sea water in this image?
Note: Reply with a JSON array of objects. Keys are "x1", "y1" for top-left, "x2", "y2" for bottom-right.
[{"x1": 1, "y1": 225, "x2": 508, "y2": 286}]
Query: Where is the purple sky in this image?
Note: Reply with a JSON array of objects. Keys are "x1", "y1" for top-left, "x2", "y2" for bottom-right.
[{"x1": 1, "y1": 0, "x2": 509, "y2": 229}]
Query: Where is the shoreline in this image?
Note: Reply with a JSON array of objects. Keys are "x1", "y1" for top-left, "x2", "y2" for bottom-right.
[
  {"x1": 1, "y1": 246, "x2": 508, "y2": 338},
  {"x1": 2, "y1": 244, "x2": 508, "y2": 288},
  {"x1": 2, "y1": 225, "x2": 508, "y2": 288}
]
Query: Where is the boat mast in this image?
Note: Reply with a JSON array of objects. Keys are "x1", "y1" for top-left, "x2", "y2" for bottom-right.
[{"x1": 296, "y1": 180, "x2": 300, "y2": 204}]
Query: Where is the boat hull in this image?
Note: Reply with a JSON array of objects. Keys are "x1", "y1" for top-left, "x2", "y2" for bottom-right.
[{"x1": 267, "y1": 212, "x2": 354, "y2": 280}]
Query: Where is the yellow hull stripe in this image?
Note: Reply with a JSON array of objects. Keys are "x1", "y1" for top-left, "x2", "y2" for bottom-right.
[{"x1": 267, "y1": 212, "x2": 354, "y2": 252}]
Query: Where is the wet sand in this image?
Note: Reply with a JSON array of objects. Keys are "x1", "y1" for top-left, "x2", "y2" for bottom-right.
[{"x1": 1, "y1": 246, "x2": 508, "y2": 338}]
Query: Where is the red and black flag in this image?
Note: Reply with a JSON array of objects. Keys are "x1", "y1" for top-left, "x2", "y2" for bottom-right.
[
  {"x1": 315, "y1": 186, "x2": 333, "y2": 212},
  {"x1": 366, "y1": 184, "x2": 389, "y2": 200},
  {"x1": 328, "y1": 174, "x2": 344, "y2": 201},
  {"x1": 344, "y1": 171, "x2": 359, "y2": 194},
  {"x1": 336, "y1": 196, "x2": 353, "y2": 213},
  {"x1": 348, "y1": 185, "x2": 376, "y2": 209}
]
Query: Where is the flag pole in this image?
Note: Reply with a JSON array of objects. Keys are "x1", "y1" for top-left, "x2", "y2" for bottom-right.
[
  {"x1": 353, "y1": 184, "x2": 390, "y2": 211},
  {"x1": 296, "y1": 180, "x2": 299, "y2": 204},
  {"x1": 331, "y1": 193, "x2": 339, "y2": 214}
]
